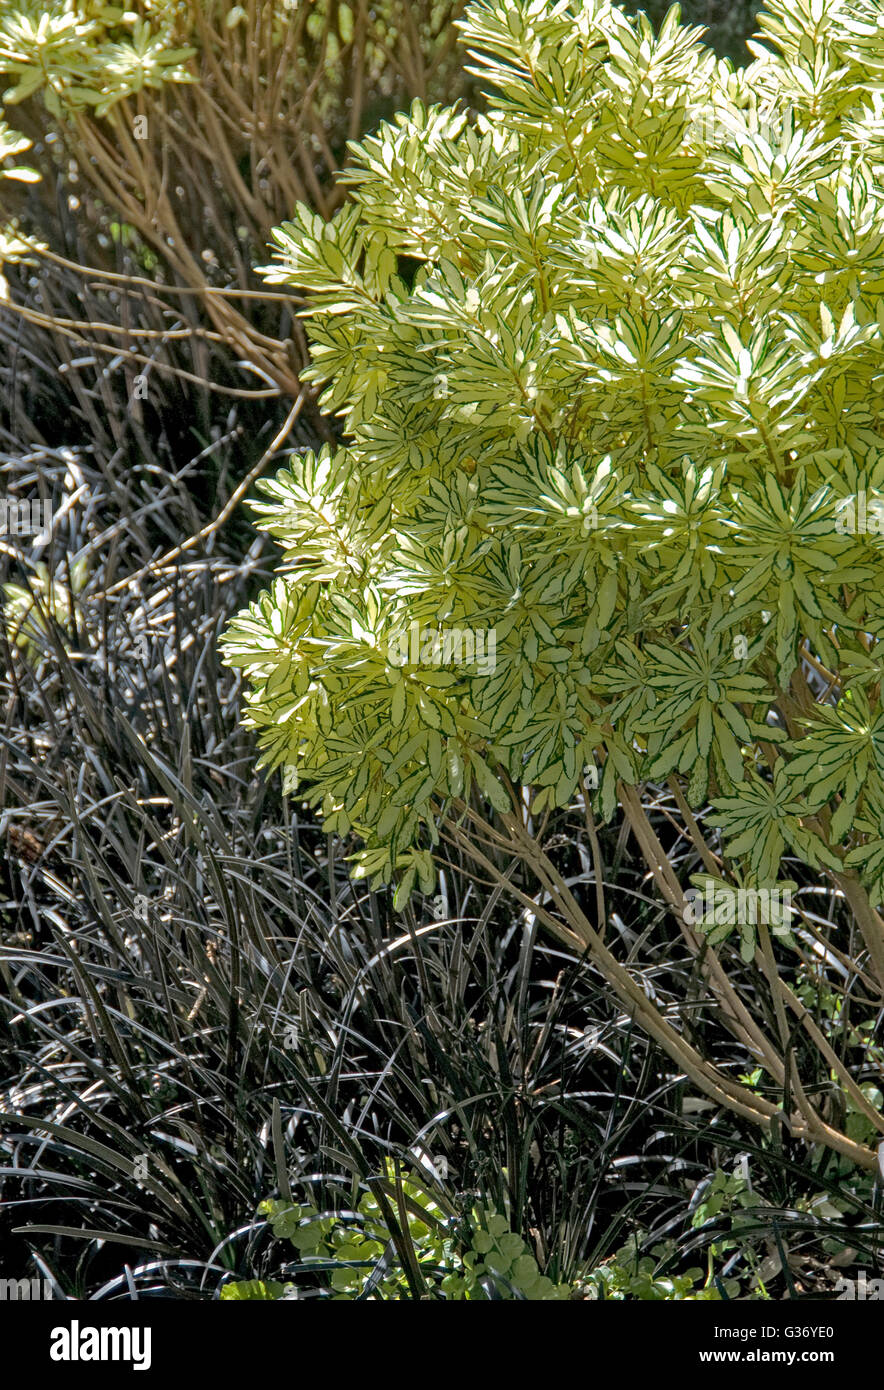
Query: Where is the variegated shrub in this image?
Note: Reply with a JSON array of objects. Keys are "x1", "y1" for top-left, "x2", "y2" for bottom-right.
[{"x1": 223, "y1": 0, "x2": 884, "y2": 1168}]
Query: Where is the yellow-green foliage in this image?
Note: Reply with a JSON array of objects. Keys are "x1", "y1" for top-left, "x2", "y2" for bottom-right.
[
  {"x1": 224, "y1": 0, "x2": 884, "y2": 931},
  {"x1": 0, "y1": 1, "x2": 196, "y2": 117}
]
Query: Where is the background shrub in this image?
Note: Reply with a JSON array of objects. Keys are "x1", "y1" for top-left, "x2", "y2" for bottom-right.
[{"x1": 0, "y1": 0, "x2": 472, "y2": 398}]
